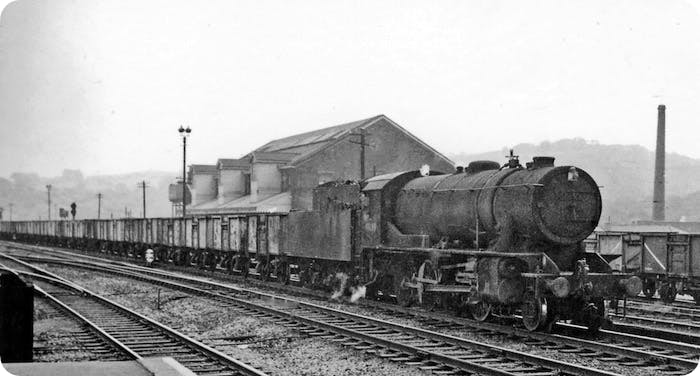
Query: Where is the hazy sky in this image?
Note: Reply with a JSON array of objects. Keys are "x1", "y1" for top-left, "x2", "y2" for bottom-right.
[{"x1": 1, "y1": 0, "x2": 699, "y2": 178}]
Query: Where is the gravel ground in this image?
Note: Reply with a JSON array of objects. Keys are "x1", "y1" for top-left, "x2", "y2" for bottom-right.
[{"x1": 38, "y1": 264, "x2": 432, "y2": 376}]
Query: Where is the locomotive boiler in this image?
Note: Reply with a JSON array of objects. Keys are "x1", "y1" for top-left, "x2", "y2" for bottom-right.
[{"x1": 394, "y1": 156, "x2": 599, "y2": 248}]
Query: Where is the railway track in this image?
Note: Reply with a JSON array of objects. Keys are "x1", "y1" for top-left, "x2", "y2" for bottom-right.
[
  {"x1": 632, "y1": 295, "x2": 699, "y2": 309},
  {"x1": 2, "y1": 248, "x2": 698, "y2": 376},
  {"x1": 0, "y1": 259, "x2": 268, "y2": 376},
  {"x1": 0, "y1": 263, "x2": 131, "y2": 362},
  {"x1": 32, "y1": 298, "x2": 130, "y2": 361},
  {"x1": 607, "y1": 312, "x2": 700, "y2": 333},
  {"x1": 8, "y1": 241, "x2": 699, "y2": 344},
  {"x1": 620, "y1": 299, "x2": 700, "y2": 322}
]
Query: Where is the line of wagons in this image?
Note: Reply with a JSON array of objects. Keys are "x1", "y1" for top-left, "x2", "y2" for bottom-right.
[
  {"x1": 0, "y1": 213, "x2": 309, "y2": 282},
  {"x1": 589, "y1": 227, "x2": 700, "y2": 304},
  {"x1": 6, "y1": 214, "x2": 693, "y2": 305}
]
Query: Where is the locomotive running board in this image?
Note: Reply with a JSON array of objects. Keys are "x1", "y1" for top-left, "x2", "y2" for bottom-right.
[
  {"x1": 422, "y1": 284, "x2": 472, "y2": 293},
  {"x1": 368, "y1": 246, "x2": 543, "y2": 258},
  {"x1": 403, "y1": 280, "x2": 472, "y2": 293}
]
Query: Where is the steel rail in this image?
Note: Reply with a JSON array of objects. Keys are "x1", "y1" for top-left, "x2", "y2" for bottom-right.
[
  {"x1": 631, "y1": 295, "x2": 698, "y2": 309},
  {"x1": 0, "y1": 262, "x2": 138, "y2": 361},
  {"x1": 608, "y1": 312, "x2": 700, "y2": 332},
  {"x1": 32, "y1": 283, "x2": 142, "y2": 360},
  {"x1": 618, "y1": 300, "x2": 700, "y2": 321}
]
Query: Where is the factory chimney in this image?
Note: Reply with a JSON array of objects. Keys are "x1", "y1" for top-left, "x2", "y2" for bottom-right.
[{"x1": 652, "y1": 104, "x2": 666, "y2": 221}]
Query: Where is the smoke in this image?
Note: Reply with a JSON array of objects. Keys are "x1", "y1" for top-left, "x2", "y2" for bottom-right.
[
  {"x1": 330, "y1": 272, "x2": 367, "y2": 303},
  {"x1": 330, "y1": 272, "x2": 348, "y2": 300},
  {"x1": 349, "y1": 285, "x2": 366, "y2": 303}
]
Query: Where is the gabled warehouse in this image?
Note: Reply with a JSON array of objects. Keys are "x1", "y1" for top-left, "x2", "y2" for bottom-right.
[{"x1": 183, "y1": 114, "x2": 454, "y2": 214}]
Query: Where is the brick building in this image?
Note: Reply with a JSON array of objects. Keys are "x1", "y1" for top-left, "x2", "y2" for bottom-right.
[{"x1": 181, "y1": 114, "x2": 453, "y2": 215}]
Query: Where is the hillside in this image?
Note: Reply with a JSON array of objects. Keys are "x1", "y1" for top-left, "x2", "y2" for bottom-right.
[
  {"x1": 0, "y1": 170, "x2": 177, "y2": 221},
  {"x1": 449, "y1": 138, "x2": 700, "y2": 223}
]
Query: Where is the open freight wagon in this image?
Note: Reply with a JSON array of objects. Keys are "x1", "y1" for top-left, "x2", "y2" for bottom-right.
[{"x1": 595, "y1": 226, "x2": 700, "y2": 303}]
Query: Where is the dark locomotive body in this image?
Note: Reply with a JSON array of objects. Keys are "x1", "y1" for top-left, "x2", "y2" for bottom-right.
[
  {"x1": 0, "y1": 155, "x2": 641, "y2": 331},
  {"x1": 342, "y1": 155, "x2": 640, "y2": 330}
]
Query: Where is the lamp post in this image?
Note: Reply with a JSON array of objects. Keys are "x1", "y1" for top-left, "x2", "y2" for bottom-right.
[
  {"x1": 178, "y1": 126, "x2": 191, "y2": 218},
  {"x1": 97, "y1": 193, "x2": 102, "y2": 219}
]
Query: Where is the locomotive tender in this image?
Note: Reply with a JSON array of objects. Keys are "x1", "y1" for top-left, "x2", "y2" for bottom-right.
[{"x1": 0, "y1": 154, "x2": 641, "y2": 331}]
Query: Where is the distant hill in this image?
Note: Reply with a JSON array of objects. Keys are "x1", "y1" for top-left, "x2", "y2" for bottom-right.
[
  {"x1": 448, "y1": 138, "x2": 700, "y2": 223},
  {"x1": 0, "y1": 170, "x2": 177, "y2": 221}
]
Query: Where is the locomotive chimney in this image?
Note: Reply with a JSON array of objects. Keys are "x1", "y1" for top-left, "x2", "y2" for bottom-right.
[
  {"x1": 652, "y1": 104, "x2": 666, "y2": 221},
  {"x1": 532, "y1": 156, "x2": 555, "y2": 169}
]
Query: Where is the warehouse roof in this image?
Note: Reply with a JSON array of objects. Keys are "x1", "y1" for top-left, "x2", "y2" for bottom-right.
[
  {"x1": 188, "y1": 191, "x2": 291, "y2": 214},
  {"x1": 256, "y1": 116, "x2": 378, "y2": 153},
  {"x1": 251, "y1": 151, "x2": 298, "y2": 163},
  {"x1": 250, "y1": 114, "x2": 452, "y2": 167},
  {"x1": 189, "y1": 164, "x2": 218, "y2": 174},
  {"x1": 217, "y1": 158, "x2": 250, "y2": 169}
]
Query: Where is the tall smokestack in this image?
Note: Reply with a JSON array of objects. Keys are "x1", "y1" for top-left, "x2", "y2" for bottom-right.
[{"x1": 652, "y1": 104, "x2": 666, "y2": 221}]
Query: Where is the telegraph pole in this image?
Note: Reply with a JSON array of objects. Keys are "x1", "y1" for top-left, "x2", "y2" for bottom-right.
[
  {"x1": 97, "y1": 193, "x2": 102, "y2": 219},
  {"x1": 137, "y1": 181, "x2": 149, "y2": 218},
  {"x1": 9, "y1": 203, "x2": 13, "y2": 221},
  {"x1": 360, "y1": 128, "x2": 366, "y2": 180},
  {"x1": 46, "y1": 184, "x2": 52, "y2": 220},
  {"x1": 349, "y1": 128, "x2": 370, "y2": 180}
]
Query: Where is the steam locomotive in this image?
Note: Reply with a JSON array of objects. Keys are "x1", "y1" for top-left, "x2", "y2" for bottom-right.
[{"x1": 0, "y1": 154, "x2": 642, "y2": 331}]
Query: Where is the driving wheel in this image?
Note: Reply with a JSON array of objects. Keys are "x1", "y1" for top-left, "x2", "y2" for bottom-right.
[
  {"x1": 521, "y1": 291, "x2": 548, "y2": 331},
  {"x1": 470, "y1": 300, "x2": 492, "y2": 322}
]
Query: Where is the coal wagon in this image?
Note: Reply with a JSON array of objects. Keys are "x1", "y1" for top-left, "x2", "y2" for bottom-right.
[{"x1": 595, "y1": 225, "x2": 700, "y2": 303}]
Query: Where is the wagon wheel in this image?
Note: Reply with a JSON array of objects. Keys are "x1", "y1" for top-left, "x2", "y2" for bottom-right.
[
  {"x1": 666, "y1": 284, "x2": 677, "y2": 303},
  {"x1": 643, "y1": 283, "x2": 656, "y2": 298},
  {"x1": 363, "y1": 270, "x2": 381, "y2": 300},
  {"x1": 588, "y1": 298, "x2": 608, "y2": 332},
  {"x1": 692, "y1": 292, "x2": 700, "y2": 306},
  {"x1": 416, "y1": 259, "x2": 441, "y2": 305},
  {"x1": 660, "y1": 283, "x2": 677, "y2": 303},
  {"x1": 276, "y1": 261, "x2": 290, "y2": 285},
  {"x1": 470, "y1": 300, "x2": 492, "y2": 322},
  {"x1": 240, "y1": 258, "x2": 250, "y2": 279},
  {"x1": 258, "y1": 261, "x2": 271, "y2": 282},
  {"x1": 396, "y1": 277, "x2": 416, "y2": 307},
  {"x1": 521, "y1": 290, "x2": 548, "y2": 331}
]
